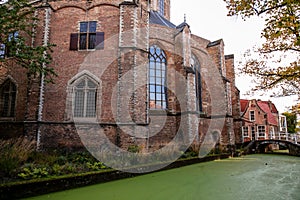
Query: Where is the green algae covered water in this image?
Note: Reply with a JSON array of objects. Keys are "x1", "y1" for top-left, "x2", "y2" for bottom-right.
[{"x1": 24, "y1": 154, "x2": 300, "y2": 200}]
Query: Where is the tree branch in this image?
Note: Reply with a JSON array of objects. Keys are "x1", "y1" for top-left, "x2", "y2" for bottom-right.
[{"x1": 255, "y1": 3, "x2": 288, "y2": 16}]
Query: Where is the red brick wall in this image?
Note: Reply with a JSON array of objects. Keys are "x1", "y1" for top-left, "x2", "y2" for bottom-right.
[
  {"x1": 41, "y1": 4, "x2": 120, "y2": 122},
  {"x1": 0, "y1": 0, "x2": 241, "y2": 154},
  {"x1": 225, "y1": 55, "x2": 242, "y2": 144},
  {"x1": 242, "y1": 99, "x2": 278, "y2": 141}
]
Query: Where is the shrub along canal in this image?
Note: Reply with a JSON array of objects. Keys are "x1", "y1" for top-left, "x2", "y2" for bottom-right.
[{"x1": 24, "y1": 154, "x2": 299, "y2": 200}]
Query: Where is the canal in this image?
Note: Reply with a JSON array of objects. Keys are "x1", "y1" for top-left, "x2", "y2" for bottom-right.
[{"x1": 24, "y1": 154, "x2": 299, "y2": 200}]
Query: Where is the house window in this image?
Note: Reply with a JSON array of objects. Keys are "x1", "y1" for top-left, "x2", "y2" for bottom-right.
[
  {"x1": 149, "y1": 45, "x2": 167, "y2": 110},
  {"x1": 257, "y1": 125, "x2": 266, "y2": 138},
  {"x1": 0, "y1": 44, "x2": 5, "y2": 58},
  {"x1": 191, "y1": 54, "x2": 202, "y2": 112},
  {"x1": 74, "y1": 77, "x2": 97, "y2": 118},
  {"x1": 0, "y1": 80, "x2": 16, "y2": 117},
  {"x1": 159, "y1": 0, "x2": 164, "y2": 16},
  {"x1": 251, "y1": 126, "x2": 256, "y2": 140},
  {"x1": 270, "y1": 126, "x2": 275, "y2": 139},
  {"x1": 242, "y1": 126, "x2": 249, "y2": 137},
  {"x1": 70, "y1": 21, "x2": 104, "y2": 51},
  {"x1": 280, "y1": 116, "x2": 286, "y2": 128},
  {"x1": 0, "y1": 32, "x2": 18, "y2": 58},
  {"x1": 250, "y1": 110, "x2": 255, "y2": 121}
]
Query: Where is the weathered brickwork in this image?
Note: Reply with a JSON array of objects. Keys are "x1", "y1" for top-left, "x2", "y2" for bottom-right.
[
  {"x1": 0, "y1": 0, "x2": 242, "y2": 153},
  {"x1": 225, "y1": 55, "x2": 243, "y2": 144},
  {"x1": 0, "y1": 61, "x2": 28, "y2": 121}
]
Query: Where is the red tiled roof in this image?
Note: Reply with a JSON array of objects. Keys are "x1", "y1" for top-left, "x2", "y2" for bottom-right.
[
  {"x1": 240, "y1": 99, "x2": 249, "y2": 113},
  {"x1": 270, "y1": 102, "x2": 278, "y2": 113},
  {"x1": 257, "y1": 101, "x2": 278, "y2": 125}
]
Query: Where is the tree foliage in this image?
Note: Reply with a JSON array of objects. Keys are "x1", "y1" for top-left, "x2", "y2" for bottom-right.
[
  {"x1": 224, "y1": 0, "x2": 300, "y2": 97},
  {"x1": 0, "y1": 0, "x2": 56, "y2": 82},
  {"x1": 282, "y1": 111, "x2": 297, "y2": 133},
  {"x1": 290, "y1": 103, "x2": 300, "y2": 132},
  {"x1": 291, "y1": 102, "x2": 300, "y2": 114}
]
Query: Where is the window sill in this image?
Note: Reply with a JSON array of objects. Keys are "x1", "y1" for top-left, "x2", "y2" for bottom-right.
[
  {"x1": 0, "y1": 117, "x2": 16, "y2": 121},
  {"x1": 73, "y1": 117, "x2": 97, "y2": 124},
  {"x1": 149, "y1": 109, "x2": 168, "y2": 116},
  {"x1": 78, "y1": 49, "x2": 96, "y2": 52}
]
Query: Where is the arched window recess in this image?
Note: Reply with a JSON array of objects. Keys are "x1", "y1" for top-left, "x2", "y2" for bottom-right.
[{"x1": 149, "y1": 45, "x2": 167, "y2": 110}]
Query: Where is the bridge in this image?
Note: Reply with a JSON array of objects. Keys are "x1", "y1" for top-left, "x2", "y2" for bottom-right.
[{"x1": 244, "y1": 139, "x2": 300, "y2": 157}]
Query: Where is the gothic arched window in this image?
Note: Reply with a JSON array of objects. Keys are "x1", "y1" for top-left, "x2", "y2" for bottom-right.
[
  {"x1": 159, "y1": 0, "x2": 164, "y2": 16},
  {"x1": 74, "y1": 77, "x2": 97, "y2": 118},
  {"x1": 149, "y1": 45, "x2": 167, "y2": 109},
  {"x1": 191, "y1": 54, "x2": 202, "y2": 112},
  {"x1": 0, "y1": 79, "x2": 16, "y2": 117}
]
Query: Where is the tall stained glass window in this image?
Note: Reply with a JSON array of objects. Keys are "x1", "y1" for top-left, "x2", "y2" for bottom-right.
[
  {"x1": 191, "y1": 54, "x2": 202, "y2": 112},
  {"x1": 149, "y1": 45, "x2": 167, "y2": 109},
  {"x1": 159, "y1": 0, "x2": 164, "y2": 16}
]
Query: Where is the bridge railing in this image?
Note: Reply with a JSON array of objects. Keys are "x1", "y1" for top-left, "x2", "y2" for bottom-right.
[{"x1": 269, "y1": 133, "x2": 299, "y2": 144}]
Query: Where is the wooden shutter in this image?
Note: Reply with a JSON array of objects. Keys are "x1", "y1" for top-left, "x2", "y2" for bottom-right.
[
  {"x1": 4, "y1": 44, "x2": 9, "y2": 58},
  {"x1": 69, "y1": 33, "x2": 78, "y2": 50},
  {"x1": 95, "y1": 32, "x2": 104, "y2": 50}
]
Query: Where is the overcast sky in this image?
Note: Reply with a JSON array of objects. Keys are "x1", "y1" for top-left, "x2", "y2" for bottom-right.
[{"x1": 170, "y1": 0, "x2": 298, "y2": 113}]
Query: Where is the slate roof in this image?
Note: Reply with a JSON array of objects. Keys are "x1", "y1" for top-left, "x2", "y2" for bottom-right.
[
  {"x1": 207, "y1": 39, "x2": 223, "y2": 47},
  {"x1": 176, "y1": 21, "x2": 190, "y2": 30},
  {"x1": 149, "y1": 11, "x2": 177, "y2": 29}
]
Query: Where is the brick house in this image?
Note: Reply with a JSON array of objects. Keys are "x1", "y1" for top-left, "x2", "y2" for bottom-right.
[
  {"x1": 0, "y1": 0, "x2": 242, "y2": 153},
  {"x1": 240, "y1": 99, "x2": 284, "y2": 142}
]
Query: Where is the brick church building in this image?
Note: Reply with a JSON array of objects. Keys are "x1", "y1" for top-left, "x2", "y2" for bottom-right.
[{"x1": 0, "y1": 0, "x2": 242, "y2": 154}]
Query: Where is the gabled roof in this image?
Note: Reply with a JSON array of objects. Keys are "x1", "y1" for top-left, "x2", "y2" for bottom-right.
[
  {"x1": 240, "y1": 99, "x2": 249, "y2": 113},
  {"x1": 149, "y1": 11, "x2": 191, "y2": 32},
  {"x1": 149, "y1": 11, "x2": 176, "y2": 28},
  {"x1": 176, "y1": 21, "x2": 190, "y2": 31},
  {"x1": 257, "y1": 101, "x2": 278, "y2": 125},
  {"x1": 240, "y1": 99, "x2": 279, "y2": 126}
]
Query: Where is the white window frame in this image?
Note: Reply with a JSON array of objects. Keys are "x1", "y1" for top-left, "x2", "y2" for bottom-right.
[
  {"x1": 251, "y1": 126, "x2": 256, "y2": 140},
  {"x1": 257, "y1": 125, "x2": 266, "y2": 138},
  {"x1": 242, "y1": 126, "x2": 249, "y2": 137},
  {"x1": 269, "y1": 126, "x2": 275, "y2": 139}
]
